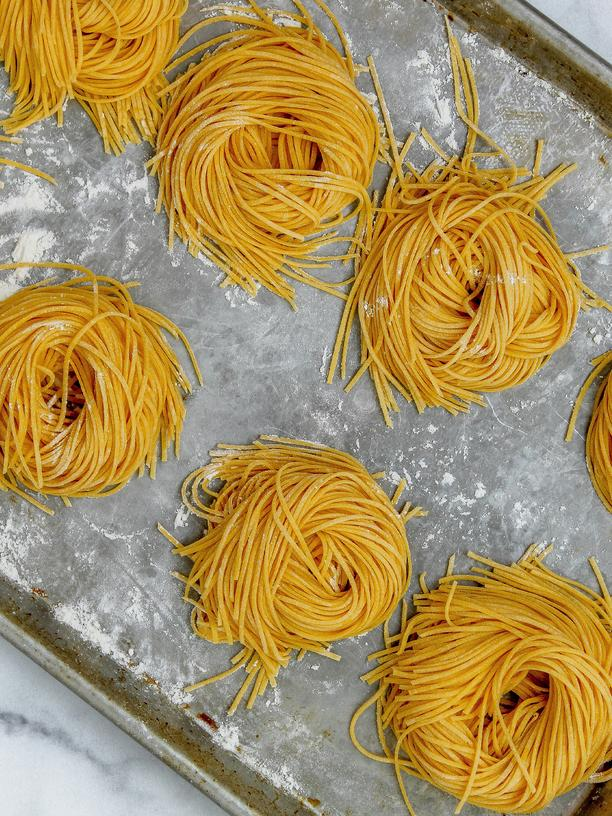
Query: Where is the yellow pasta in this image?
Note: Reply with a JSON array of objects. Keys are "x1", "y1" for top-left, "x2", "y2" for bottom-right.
[
  {"x1": 351, "y1": 547, "x2": 612, "y2": 815},
  {"x1": 0, "y1": 135, "x2": 57, "y2": 184},
  {"x1": 0, "y1": 0, "x2": 187, "y2": 154},
  {"x1": 0, "y1": 264, "x2": 202, "y2": 514},
  {"x1": 159, "y1": 436, "x2": 421, "y2": 713},
  {"x1": 328, "y1": 23, "x2": 610, "y2": 423},
  {"x1": 149, "y1": 0, "x2": 379, "y2": 306},
  {"x1": 566, "y1": 350, "x2": 612, "y2": 512}
]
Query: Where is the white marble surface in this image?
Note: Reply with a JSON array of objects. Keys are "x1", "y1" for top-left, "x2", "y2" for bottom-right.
[
  {"x1": 530, "y1": 0, "x2": 611, "y2": 61},
  {"x1": 0, "y1": 637, "x2": 225, "y2": 816},
  {"x1": 0, "y1": 4, "x2": 610, "y2": 816}
]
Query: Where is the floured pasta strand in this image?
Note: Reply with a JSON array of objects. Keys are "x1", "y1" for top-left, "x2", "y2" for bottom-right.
[
  {"x1": 0, "y1": 264, "x2": 202, "y2": 514},
  {"x1": 0, "y1": 1, "x2": 187, "y2": 154},
  {"x1": 149, "y1": 0, "x2": 379, "y2": 306},
  {"x1": 159, "y1": 436, "x2": 422, "y2": 713},
  {"x1": 566, "y1": 350, "x2": 612, "y2": 512},
  {"x1": 351, "y1": 547, "x2": 612, "y2": 815},
  {"x1": 328, "y1": 22, "x2": 610, "y2": 423},
  {"x1": 0, "y1": 137, "x2": 56, "y2": 185}
]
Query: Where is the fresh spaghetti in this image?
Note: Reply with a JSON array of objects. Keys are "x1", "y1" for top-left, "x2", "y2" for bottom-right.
[
  {"x1": 0, "y1": 0, "x2": 186, "y2": 154},
  {"x1": 567, "y1": 350, "x2": 612, "y2": 512},
  {"x1": 159, "y1": 436, "x2": 421, "y2": 713},
  {"x1": 149, "y1": 0, "x2": 379, "y2": 306},
  {"x1": 0, "y1": 264, "x2": 202, "y2": 513},
  {"x1": 351, "y1": 547, "x2": 612, "y2": 815},
  {"x1": 328, "y1": 24, "x2": 610, "y2": 423}
]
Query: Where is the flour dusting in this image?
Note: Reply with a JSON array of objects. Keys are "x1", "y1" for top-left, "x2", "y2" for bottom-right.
[
  {"x1": 474, "y1": 482, "x2": 487, "y2": 499},
  {"x1": 319, "y1": 345, "x2": 331, "y2": 377},
  {"x1": 0, "y1": 280, "x2": 20, "y2": 301},
  {"x1": 11, "y1": 227, "x2": 56, "y2": 272},
  {"x1": 0, "y1": 174, "x2": 63, "y2": 216}
]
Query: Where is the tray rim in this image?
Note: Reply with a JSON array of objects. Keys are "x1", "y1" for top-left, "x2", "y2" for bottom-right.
[{"x1": 0, "y1": 0, "x2": 610, "y2": 814}]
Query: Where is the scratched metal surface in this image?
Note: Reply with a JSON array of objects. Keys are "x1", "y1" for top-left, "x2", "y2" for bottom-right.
[{"x1": 0, "y1": 1, "x2": 610, "y2": 815}]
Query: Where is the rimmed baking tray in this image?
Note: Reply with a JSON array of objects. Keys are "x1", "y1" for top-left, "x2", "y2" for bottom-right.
[{"x1": 0, "y1": 1, "x2": 610, "y2": 814}]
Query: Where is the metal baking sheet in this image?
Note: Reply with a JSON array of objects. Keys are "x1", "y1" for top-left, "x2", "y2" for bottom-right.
[{"x1": 0, "y1": 1, "x2": 610, "y2": 815}]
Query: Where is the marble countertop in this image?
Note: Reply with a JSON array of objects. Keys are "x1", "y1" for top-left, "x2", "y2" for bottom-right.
[{"x1": 1, "y1": 4, "x2": 609, "y2": 816}]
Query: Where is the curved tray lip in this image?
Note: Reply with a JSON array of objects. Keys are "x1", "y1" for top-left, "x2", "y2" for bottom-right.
[
  {"x1": 0, "y1": 1, "x2": 610, "y2": 815},
  {"x1": 0, "y1": 583, "x2": 305, "y2": 816},
  {"x1": 0, "y1": 580, "x2": 605, "y2": 815},
  {"x1": 437, "y1": 0, "x2": 612, "y2": 127}
]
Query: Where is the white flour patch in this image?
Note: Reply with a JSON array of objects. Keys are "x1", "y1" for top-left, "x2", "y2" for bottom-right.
[
  {"x1": 474, "y1": 482, "x2": 487, "y2": 499},
  {"x1": 408, "y1": 49, "x2": 433, "y2": 72},
  {"x1": 200, "y1": 254, "x2": 217, "y2": 270},
  {"x1": 125, "y1": 174, "x2": 150, "y2": 196},
  {"x1": 0, "y1": 513, "x2": 45, "y2": 590},
  {"x1": 174, "y1": 505, "x2": 191, "y2": 529},
  {"x1": 319, "y1": 345, "x2": 331, "y2": 377},
  {"x1": 310, "y1": 409, "x2": 336, "y2": 435},
  {"x1": 0, "y1": 558, "x2": 22, "y2": 586},
  {"x1": 0, "y1": 174, "x2": 63, "y2": 216},
  {"x1": 54, "y1": 600, "x2": 118, "y2": 656},
  {"x1": 264, "y1": 686, "x2": 281, "y2": 708},
  {"x1": 83, "y1": 519, "x2": 148, "y2": 543},
  {"x1": 220, "y1": 727, "x2": 304, "y2": 799},
  {"x1": 453, "y1": 494, "x2": 476, "y2": 508},
  {"x1": 77, "y1": 176, "x2": 113, "y2": 203},
  {"x1": 512, "y1": 501, "x2": 534, "y2": 529},
  {"x1": 11, "y1": 227, "x2": 56, "y2": 272},
  {"x1": 213, "y1": 721, "x2": 241, "y2": 753},
  {"x1": 50, "y1": 592, "x2": 192, "y2": 707},
  {"x1": 434, "y1": 97, "x2": 453, "y2": 130}
]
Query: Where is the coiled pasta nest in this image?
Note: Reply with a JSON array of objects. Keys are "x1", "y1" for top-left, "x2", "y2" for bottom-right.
[
  {"x1": 161, "y1": 436, "x2": 420, "y2": 713},
  {"x1": 0, "y1": 0, "x2": 187, "y2": 153},
  {"x1": 150, "y1": 1, "x2": 379, "y2": 305},
  {"x1": 567, "y1": 350, "x2": 612, "y2": 512},
  {"x1": 0, "y1": 264, "x2": 201, "y2": 512},
  {"x1": 352, "y1": 548, "x2": 612, "y2": 814},
  {"x1": 329, "y1": 24, "x2": 610, "y2": 422}
]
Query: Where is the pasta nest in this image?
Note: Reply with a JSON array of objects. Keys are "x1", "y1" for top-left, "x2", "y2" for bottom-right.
[
  {"x1": 329, "y1": 23, "x2": 610, "y2": 422},
  {"x1": 349, "y1": 174, "x2": 587, "y2": 418},
  {"x1": 150, "y1": 2, "x2": 379, "y2": 305},
  {"x1": 352, "y1": 548, "x2": 612, "y2": 814},
  {"x1": 0, "y1": 0, "x2": 187, "y2": 153},
  {"x1": 165, "y1": 437, "x2": 416, "y2": 713},
  {"x1": 567, "y1": 350, "x2": 612, "y2": 512},
  {"x1": 0, "y1": 265, "x2": 201, "y2": 512}
]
